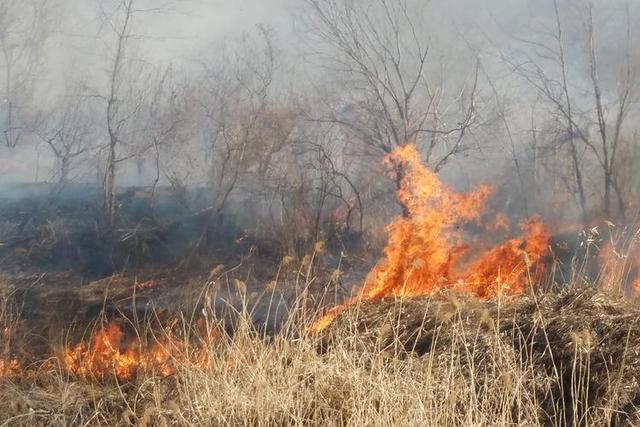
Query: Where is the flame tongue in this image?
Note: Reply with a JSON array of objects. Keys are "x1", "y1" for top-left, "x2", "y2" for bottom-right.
[
  {"x1": 310, "y1": 144, "x2": 550, "y2": 333},
  {"x1": 62, "y1": 320, "x2": 218, "y2": 381},
  {"x1": 459, "y1": 218, "x2": 550, "y2": 298},
  {"x1": 362, "y1": 144, "x2": 491, "y2": 300},
  {"x1": 63, "y1": 321, "x2": 145, "y2": 381}
]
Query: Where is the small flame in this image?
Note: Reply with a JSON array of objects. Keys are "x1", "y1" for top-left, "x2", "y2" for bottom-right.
[
  {"x1": 596, "y1": 235, "x2": 640, "y2": 295},
  {"x1": 62, "y1": 320, "x2": 219, "y2": 381},
  {"x1": 0, "y1": 358, "x2": 20, "y2": 380},
  {"x1": 310, "y1": 144, "x2": 550, "y2": 333}
]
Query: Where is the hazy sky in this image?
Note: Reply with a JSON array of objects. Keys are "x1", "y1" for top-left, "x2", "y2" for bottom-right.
[
  {"x1": 4, "y1": 0, "x2": 640, "y2": 184},
  {"x1": 58, "y1": 0, "x2": 298, "y2": 63}
]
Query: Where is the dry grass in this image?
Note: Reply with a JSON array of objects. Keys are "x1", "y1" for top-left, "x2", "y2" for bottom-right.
[
  {"x1": 0, "y1": 318, "x2": 543, "y2": 426},
  {"x1": 1, "y1": 288, "x2": 639, "y2": 426},
  {"x1": 2, "y1": 238, "x2": 640, "y2": 426},
  {"x1": 321, "y1": 287, "x2": 640, "y2": 426}
]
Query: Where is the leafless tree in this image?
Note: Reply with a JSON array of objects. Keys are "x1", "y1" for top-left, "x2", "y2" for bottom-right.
[
  {"x1": 503, "y1": 1, "x2": 638, "y2": 222},
  {"x1": 0, "y1": 0, "x2": 52, "y2": 149},
  {"x1": 584, "y1": 3, "x2": 636, "y2": 219},
  {"x1": 36, "y1": 90, "x2": 95, "y2": 184},
  {"x1": 102, "y1": 0, "x2": 135, "y2": 227},
  {"x1": 197, "y1": 27, "x2": 297, "y2": 228},
  {"x1": 92, "y1": 0, "x2": 182, "y2": 227},
  {"x1": 136, "y1": 67, "x2": 184, "y2": 198},
  {"x1": 502, "y1": 0, "x2": 590, "y2": 223},
  {"x1": 305, "y1": 0, "x2": 481, "y2": 216},
  {"x1": 312, "y1": 143, "x2": 363, "y2": 235}
]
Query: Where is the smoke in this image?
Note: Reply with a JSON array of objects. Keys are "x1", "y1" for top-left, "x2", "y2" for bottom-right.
[{"x1": 0, "y1": 0, "x2": 638, "y2": 227}]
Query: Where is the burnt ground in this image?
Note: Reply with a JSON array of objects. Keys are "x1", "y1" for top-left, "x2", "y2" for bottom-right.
[
  {"x1": 0, "y1": 183, "x2": 375, "y2": 361},
  {"x1": 2, "y1": 257, "x2": 370, "y2": 357},
  {"x1": 0, "y1": 183, "x2": 616, "y2": 368}
]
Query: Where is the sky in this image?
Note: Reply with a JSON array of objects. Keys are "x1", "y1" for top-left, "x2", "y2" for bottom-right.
[
  {"x1": 59, "y1": 0, "x2": 298, "y2": 62},
  {"x1": 1, "y1": 0, "x2": 302, "y2": 183},
  {"x1": 3, "y1": 0, "x2": 640, "y2": 184}
]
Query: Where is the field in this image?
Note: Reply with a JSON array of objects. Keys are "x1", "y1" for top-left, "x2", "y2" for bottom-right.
[
  {"x1": 2, "y1": 245, "x2": 640, "y2": 426},
  {"x1": 2, "y1": 148, "x2": 640, "y2": 426},
  {"x1": 4, "y1": 0, "x2": 640, "y2": 425}
]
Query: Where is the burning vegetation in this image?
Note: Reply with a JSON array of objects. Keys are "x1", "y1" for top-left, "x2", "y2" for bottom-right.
[
  {"x1": 310, "y1": 144, "x2": 551, "y2": 333},
  {"x1": 0, "y1": 316, "x2": 221, "y2": 382},
  {"x1": 5, "y1": 0, "x2": 640, "y2": 424},
  {"x1": 0, "y1": 358, "x2": 20, "y2": 380},
  {"x1": 62, "y1": 320, "x2": 208, "y2": 381},
  {"x1": 3, "y1": 139, "x2": 640, "y2": 426},
  {"x1": 4, "y1": 137, "x2": 640, "y2": 425}
]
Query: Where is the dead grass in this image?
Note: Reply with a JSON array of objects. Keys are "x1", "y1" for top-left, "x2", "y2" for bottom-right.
[
  {"x1": 321, "y1": 287, "x2": 640, "y2": 425},
  {"x1": 0, "y1": 322, "x2": 542, "y2": 426},
  {"x1": 0, "y1": 287, "x2": 639, "y2": 426},
  {"x1": 2, "y1": 242, "x2": 640, "y2": 426}
]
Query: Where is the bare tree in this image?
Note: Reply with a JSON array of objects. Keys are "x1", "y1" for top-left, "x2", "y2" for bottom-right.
[
  {"x1": 502, "y1": 0, "x2": 590, "y2": 223},
  {"x1": 134, "y1": 67, "x2": 184, "y2": 198},
  {"x1": 584, "y1": 3, "x2": 635, "y2": 219},
  {"x1": 0, "y1": 0, "x2": 52, "y2": 149},
  {"x1": 305, "y1": 137, "x2": 364, "y2": 235},
  {"x1": 92, "y1": 0, "x2": 182, "y2": 227},
  {"x1": 102, "y1": 0, "x2": 135, "y2": 227},
  {"x1": 197, "y1": 27, "x2": 296, "y2": 228},
  {"x1": 504, "y1": 1, "x2": 638, "y2": 222},
  {"x1": 305, "y1": 0, "x2": 481, "y2": 216},
  {"x1": 36, "y1": 90, "x2": 95, "y2": 184}
]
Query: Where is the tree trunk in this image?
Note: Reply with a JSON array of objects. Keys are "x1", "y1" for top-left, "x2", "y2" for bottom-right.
[
  {"x1": 105, "y1": 134, "x2": 117, "y2": 227},
  {"x1": 568, "y1": 137, "x2": 588, "y2": 225},
  {"x1": 604, "y1": 171, "x2": 611, "y2": 218},
  {"x1": 60, "y1": 156, "x2": 70, "y2": 184},
  {"x1": 394, "y1": 163, "x2": 410, "y2": 218}
]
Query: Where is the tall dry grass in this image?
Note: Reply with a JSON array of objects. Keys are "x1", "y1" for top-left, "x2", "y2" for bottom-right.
[
  {"x1": 1, "y1": 230, "x2": 640, "y2": 426},
  {"x1": 0, "y1": 305, "x2": 548, "y2": 425}
]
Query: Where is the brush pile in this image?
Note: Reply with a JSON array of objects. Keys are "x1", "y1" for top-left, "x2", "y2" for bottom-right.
[{"x1": 321, "y1": 287, "x2": 640, "y2": 425}]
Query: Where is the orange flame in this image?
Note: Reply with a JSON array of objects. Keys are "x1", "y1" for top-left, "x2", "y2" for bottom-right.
[
  {"x1": 62, "y1": 320, "x2": 219, "y2": 381},
  {"x1": 309, "y1": 144, "x2": 550, "y2": 333},
  {"x1": 0, "y1": 358, "x2": 20, "y2": 380},
  {"x1": 596, "y1": 234, "x2": 640, "y2": 296}
]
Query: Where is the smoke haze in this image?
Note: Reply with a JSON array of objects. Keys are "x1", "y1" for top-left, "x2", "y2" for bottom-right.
[{"x1": 1, "y1": 0, "x2": 639, "y2": 225}]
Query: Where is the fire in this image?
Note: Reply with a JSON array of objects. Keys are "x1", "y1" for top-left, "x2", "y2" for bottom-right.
[
  {"x1": 629, "y1": 240, "x2": 640, "y2": 296},
  {"x1": 622, "y1": 251, "x2": 640, "y2": 296},
  {"x1": 0, "y1": 358, "x2": 20, "y2": 380},
  {"x1": 309, "y1": 144, "x2": 550, "y2": 333},
  {"x1": 596, "y1": 231, "x2": 640, "y2": 295},
  {"x1": 63, "y1": 321, "x2": 171, "y2": 381},
  {"x1": 0, "y1": 318, "x2": 220, "y2": 382},
  {"x1": 458, "y1": 218, "x2": 549, "y2": 297},
  {"x1": 62, "y1": 320, "x2": 219, "y2": 381}
]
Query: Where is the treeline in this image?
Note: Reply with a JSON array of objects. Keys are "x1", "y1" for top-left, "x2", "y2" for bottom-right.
[{"x1": 1, "y1": 0, "x2": 639, "y2": 257}]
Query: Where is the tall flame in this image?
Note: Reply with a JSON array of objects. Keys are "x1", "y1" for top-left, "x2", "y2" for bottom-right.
[{"x1": 309, "y1": 144, "x2": 550, "y2": 333}]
